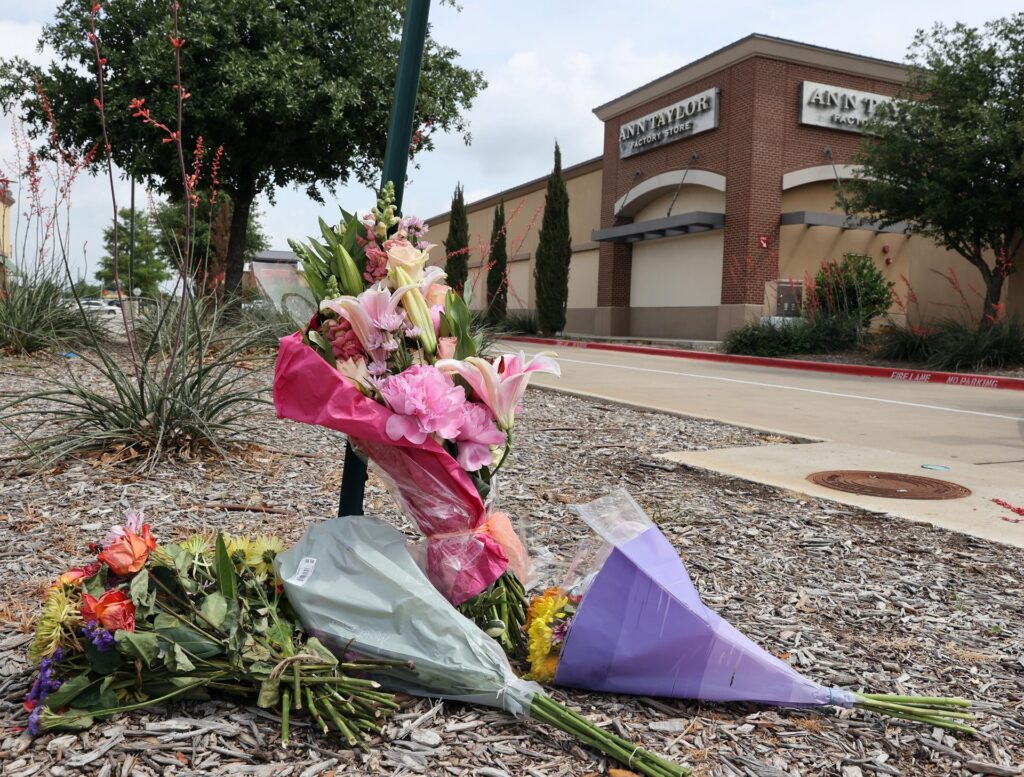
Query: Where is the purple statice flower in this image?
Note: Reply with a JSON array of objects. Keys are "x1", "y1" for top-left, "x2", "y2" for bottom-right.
[
  {"x1": 25, "y1": 648, "x2": 64, "y2": 735},
  {"x1": 27, "y1": 706, "x2": 42, "y2": 736},
  {"x1": 82, "y1": 620, "x2": 115, "y2": 652}
]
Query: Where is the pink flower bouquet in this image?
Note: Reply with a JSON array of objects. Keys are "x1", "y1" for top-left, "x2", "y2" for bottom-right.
[{"x1": 276, "y1": 183, "x2": 558, "y2": 653}]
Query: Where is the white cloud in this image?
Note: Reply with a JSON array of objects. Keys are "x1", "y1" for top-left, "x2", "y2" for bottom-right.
[{"x1": 5, "y1": 0, "x2": 1024, "y2": 264}]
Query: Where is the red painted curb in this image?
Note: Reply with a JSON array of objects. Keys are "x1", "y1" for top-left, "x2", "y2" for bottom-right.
[{"x1": 505, "y1": 335, "x2": 1024, "y2": 392}]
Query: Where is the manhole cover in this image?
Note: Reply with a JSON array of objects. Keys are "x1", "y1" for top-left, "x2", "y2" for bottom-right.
[{"x1": 807, "y1": 470, "x2": 971, "y2": 500}]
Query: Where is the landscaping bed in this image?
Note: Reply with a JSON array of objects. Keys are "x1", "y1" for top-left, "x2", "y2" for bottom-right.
[{"x1": 1, "y1": 356, "x2": 1021, "y2": 777}]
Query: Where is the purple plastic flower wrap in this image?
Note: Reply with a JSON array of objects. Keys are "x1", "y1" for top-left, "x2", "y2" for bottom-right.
[{"x1": 553, "y1": 491, "x2": 856, "y2": 709}]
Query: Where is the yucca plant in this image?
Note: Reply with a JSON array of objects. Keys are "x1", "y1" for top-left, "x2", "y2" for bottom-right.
[
  {"x1": 1, "y1": 4, "x2": 270, "y2": 470},
  {"x1": 1, "y1": 295, "x2": 273, "y2": 468},
  {"x1": 0, "y1": 264, "x2": 105, "y2": 354}
]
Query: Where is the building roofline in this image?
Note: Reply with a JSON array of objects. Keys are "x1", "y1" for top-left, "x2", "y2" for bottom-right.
[
  {"x1": 425, "y1": 154, "x2": 603, "y2": 225},
  {"x1": 594, "y1": 33, "x2": 909, "y2": 121}
]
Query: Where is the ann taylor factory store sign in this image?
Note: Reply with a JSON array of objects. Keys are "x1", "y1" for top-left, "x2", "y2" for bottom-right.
[
  {"x1": 800, "y1": 81, "x2": 894, "y2": 133},
  {"x1": 618, "y1": 87, "x2": 719, "y2": 158}
]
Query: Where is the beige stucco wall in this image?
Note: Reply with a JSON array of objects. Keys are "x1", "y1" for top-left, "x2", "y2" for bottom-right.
[
  {"x1": 779, "y1": 181, "x2": 999, "y2": 324},
  {"x1": 631, "y1": 185, "x2": 725, "y2": 222},
  {"x1": 629, "y1": 189, "x2": 725, "y2": 309},
  {"x1": 427, "y1": 166, "x2": 603, "y2": 313}
]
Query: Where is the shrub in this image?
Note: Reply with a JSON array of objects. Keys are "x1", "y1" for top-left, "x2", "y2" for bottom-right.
[
  {"x1": 875, "y1": 323, "x2": 935, "y2": 363},
  {"x1": 806, "y1": 253, "x2": 894, "y2": 328},
  {"x1": 875, "y1": 317, "x2": 1024, "y2": 370},
  {"x1": 1, "y1": 299, "x2": 271, "y2": 469},
  {"x1": 925, "y1": 317, "x2": 1024, "y2": 371},
  {"x1": 498, "y1": 311, "x2": 539, "y2": 335},
  {"x1": 0, "y1": 265, "x2": 106, "y2": 354},
  {"x1": 723, "y1": 315, "x2": 862, "y2": 357}
]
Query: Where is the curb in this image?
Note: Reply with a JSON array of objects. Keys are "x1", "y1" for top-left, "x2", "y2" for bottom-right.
[{"x1": 505, "y1": 336, "x2": 1024, "y2": 392}]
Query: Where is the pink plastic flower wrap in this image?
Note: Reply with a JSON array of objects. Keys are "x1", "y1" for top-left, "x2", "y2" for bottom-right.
[{"x1": 273, "y1": 331, "x2": 528, "y2": 605}]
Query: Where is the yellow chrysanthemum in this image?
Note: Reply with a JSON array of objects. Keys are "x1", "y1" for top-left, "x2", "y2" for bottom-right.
[
  {"x1": 181, "y1": 533, "x2": 213, "y2": 558},
  {"x1": 29, "y1": 585, "x2": 81, "y2": 664},
  {"x1": 247, "y1": 535, "x2": 285, "y2": 578},
  {"x1": 525, "y1": 588, "x2": 568, "y2": 683}
]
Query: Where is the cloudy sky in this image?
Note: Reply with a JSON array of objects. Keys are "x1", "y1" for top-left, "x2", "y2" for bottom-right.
[{"x1": 1, "y1": 0, "x2": 1020, "y2": 282}]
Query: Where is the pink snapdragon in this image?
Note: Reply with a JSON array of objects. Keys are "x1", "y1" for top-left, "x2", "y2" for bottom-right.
[
  {"x1": 454, "y1": 402, "x2": 506, "y2": 471},
  {"x1": 324, "y1": 317, "x2": 364, "y2": 362},
  {"x1": 381, "y1": 365, "x2": 466, "y2": 445},
  {"x1": 436, "y1": 351, "x2": 560, "y2": 431}
]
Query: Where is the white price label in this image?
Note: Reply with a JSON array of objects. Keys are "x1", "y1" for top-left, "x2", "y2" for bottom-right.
[{"x1": 287, "y1": 557, "x2": 317, "y2": 586}]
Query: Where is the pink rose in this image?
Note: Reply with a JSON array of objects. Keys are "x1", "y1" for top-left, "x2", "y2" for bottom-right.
[
  {"x1": 425, "y1": 283, "x2": 450, "y2": 308},
  {"x1": 437, "y1": 337, "x2": 457, "y2": 360},
  {"x1": 454, "y1": 402, "x2": 506, "y2": 471},
  {"x1": 381, "y1": 365, "x2": 466, "y2": 444}
]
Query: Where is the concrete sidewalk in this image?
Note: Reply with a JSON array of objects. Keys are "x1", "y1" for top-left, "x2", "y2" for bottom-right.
[{"x1": 661, "y1": 442, "x2": 1024, "y2": 548}]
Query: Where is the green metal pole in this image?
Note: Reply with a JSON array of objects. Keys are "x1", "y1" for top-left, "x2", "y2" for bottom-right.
[
  {"x1": 381, "y1": 0, "x2": 431, "y2": 212},
  {"x1": 338, "y1": 0, "x2": 431, "y2": 517}
]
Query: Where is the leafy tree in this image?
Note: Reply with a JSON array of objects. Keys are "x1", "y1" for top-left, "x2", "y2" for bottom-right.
[
  {"x1": 534, "y1": 143, "x2": 571, "y2": 335},
  {"x1": 152, "y1": 192, "x2": 268, "y2": 293},
  {"x1": 842, "y1": 15, "x2": 1024, "y2": 326},
  {"x1": 1, "y1": 0, "x2": 485, "y2": 297},
  {"x1": 444, "y1": 183, "x2": 469, "y2": 297},
  {"x1": 485, "y1": 199, "x2": 508, "y2": 324},
  {"x1": 96, "y1": 207, "x2": 171, "y2": 297}
]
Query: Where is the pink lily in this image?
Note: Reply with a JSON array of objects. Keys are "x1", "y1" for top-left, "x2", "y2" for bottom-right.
[
  {"x1": 320, "y1": 282, "x2": 413, "y2": 361},
  {"x1": 435, "y1": 351, "x2": 560, "y2": 431}
]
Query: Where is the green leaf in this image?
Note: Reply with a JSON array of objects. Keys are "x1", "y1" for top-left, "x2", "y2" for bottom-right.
[
  {"x1": 71, "y1": 675, "x2": 118, "y2": 711},
  {"x1": 83, "y1": 568, "x2": 107, "y2": 599},
  {"x1": 200, "y1": 592, "x2": 228, "y2": 630},
  {"x1": 166, "y1": 643, "x2": 195, "y2": 673},
  {"x1": 155, "y1": 622, "x2": 222, "y2": 660},
  {"x1": 43, "y1": 674, "x2": 93, "y2": 709},
  {"x1": 115, "y1": 630, "x2": 160, "y2": 668},
  {"x1": 265, "y1": 620, "x2": 293, "y2": 652},
  {"x1": 256, "y1": 675, "x2": 280, "y2": 708},
  {"x1": 129, "y1": 568, "x2": 155, "y2": 610},
  {"x1": 44, "y1": 708, "x2": 95, "y2": 731},
  {"x1": 214, "y1": 533, "x2": 237, "y2": 601},
  {"x1": 84, "y1": 642, "x2": 123, "y2": 675},
  {"x1": 304, "y1": 637, "x2": 338, "y2": 665}
]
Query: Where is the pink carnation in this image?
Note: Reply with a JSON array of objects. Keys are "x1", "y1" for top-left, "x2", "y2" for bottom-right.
[
  {"x1": 381, "y1": 365, "x2": 466, "y2": 444},
  {"x1": 454, "y1": 402, "x2": 505, "y2": 471}
]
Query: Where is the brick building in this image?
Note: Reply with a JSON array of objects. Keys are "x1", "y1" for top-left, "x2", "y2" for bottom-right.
[{"x1": 427, "y1": 34, "x2": 1023, "y2": 340}]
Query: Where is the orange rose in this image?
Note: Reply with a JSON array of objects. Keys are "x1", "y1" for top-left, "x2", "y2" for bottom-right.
[
  {"x1": 98, "y1": 525, "x2": 155, "y2": 576},
  {"x1": 80, "y1": 589, "x2": 135, "y2": 632},
  {"x1": 56, "y1": 561, "x2": 101, "y2": 587}
]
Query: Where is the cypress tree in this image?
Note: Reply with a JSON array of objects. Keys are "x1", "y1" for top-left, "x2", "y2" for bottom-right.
[
  {"x1": 444, "y1": 184, "x2": 470, "y2": 297},
  {"x1": 486, "y1": 199, "x2": 508, "y2": 325},
  {"x1": 534, "y1": 143, "x2": 572, "y2": 335}
]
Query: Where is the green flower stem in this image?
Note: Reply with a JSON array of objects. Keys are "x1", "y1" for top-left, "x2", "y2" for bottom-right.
[
  {"x1": 530, "y1": 694, "x2": 688, "y2": 777},
  {"x1": 293, "y1": 665, "x2": 302, "y2": 710},
  {"x1": 48, "y1": 678, "x2": 212, "y2": 726},
  {"x1": 857, "y1": 697, "x2": 974, "y2": 720},
  {"x1": 305, "y1": 687, "x2": 329, "y2": 734},
  {"x1": 859, "y1": 693, "x2": 972, "y2": 707},
  {"x1": 280, "y1": 689, "x2": 291, "y2": 745}
]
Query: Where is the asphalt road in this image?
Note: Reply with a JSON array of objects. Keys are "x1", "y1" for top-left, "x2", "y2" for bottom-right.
[{"x1": 506, "y1": 342, "x2": 1024, "y2": 475}]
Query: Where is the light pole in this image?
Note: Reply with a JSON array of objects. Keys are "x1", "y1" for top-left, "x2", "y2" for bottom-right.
[{"x1": 337, "y1": 0, "x2": 431, "y2": 518}]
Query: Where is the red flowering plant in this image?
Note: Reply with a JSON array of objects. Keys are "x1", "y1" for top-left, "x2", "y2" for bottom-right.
[{"x1": 24, "y1": 511, "x2": 403, "y2": 746}]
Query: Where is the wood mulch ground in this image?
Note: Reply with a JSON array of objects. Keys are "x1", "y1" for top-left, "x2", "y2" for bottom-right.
[{"x1": 0, "y1": 351, "x2": 1021, "y2": 777}]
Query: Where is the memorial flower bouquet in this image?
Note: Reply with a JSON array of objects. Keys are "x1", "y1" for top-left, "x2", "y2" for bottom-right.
[
  {"x1": 276, "y1": 183, "x2": 558, "y2": 654},
  {"x1": 24, "y1": 511, "x2": 401, "y2": 746},
  {"x1": 523, "y1": 491, "x2": 976, "y2": 734},
  {"x1": 278, "y1": 513, "x2": 690, "y2": 777}
]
